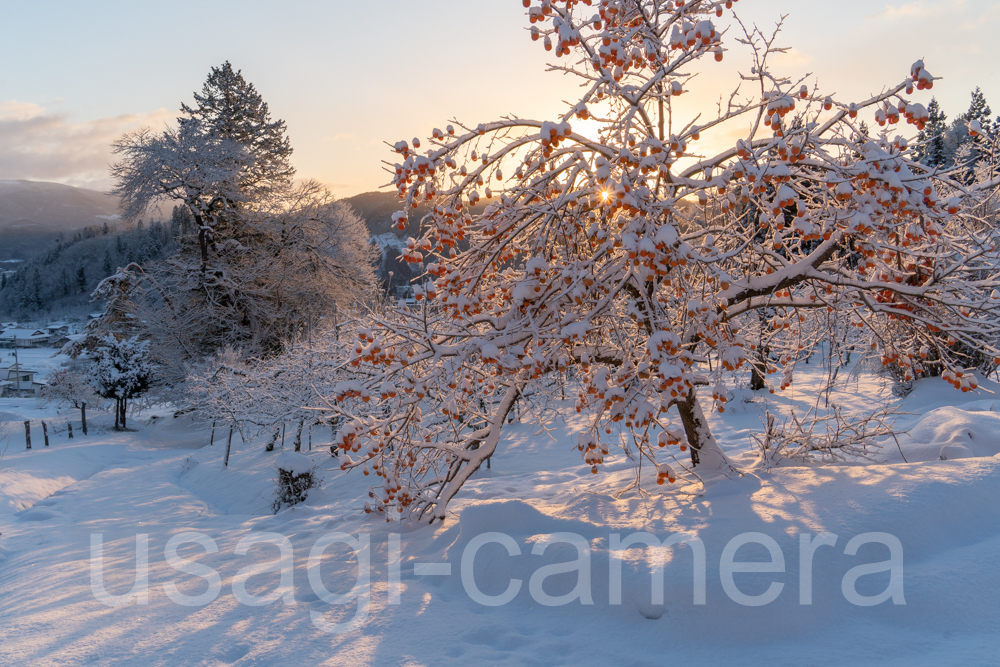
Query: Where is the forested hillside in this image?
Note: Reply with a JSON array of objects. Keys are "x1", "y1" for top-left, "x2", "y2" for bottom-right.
[
  {"x1": 0, "y1": 218, "x2": 176, "y2": 320},
  {"x1": 0, "y1": 180, "x2": 123, "y2": 260}
]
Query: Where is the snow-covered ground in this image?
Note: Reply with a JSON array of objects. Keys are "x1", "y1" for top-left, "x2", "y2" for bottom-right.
[{"x1": 2, "y1": 358, "x2": 1000, "y2": 665}]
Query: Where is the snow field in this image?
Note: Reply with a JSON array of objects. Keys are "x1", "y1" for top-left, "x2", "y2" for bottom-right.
[{"x1": 0, "y1": 360, "x2": 999, "y2": 665}]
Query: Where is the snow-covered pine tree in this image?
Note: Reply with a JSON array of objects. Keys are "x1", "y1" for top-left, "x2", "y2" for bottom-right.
[
  {"x1": 89, "y1": 334, "x2": 153, "y2": 430},
  {"x1": 320, "y1": 0, "x2": 1000, "y2": 524},
  {"x1": 179, "y1": 61, "x2": 294, "y2": 201},
  {"x1": 108, "y1": 66, "x2": 376, "y2": 371},
  {"x1": 964, "y1": 87, "x2": 993, "y2": 135},
  {"x1": 914, "y1": 98, "x2": 948, "y2": 167}
]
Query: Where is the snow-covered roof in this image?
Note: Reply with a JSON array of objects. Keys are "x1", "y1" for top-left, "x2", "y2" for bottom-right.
[
  {"x1": 372, "y1": 232, "x2": 406, "y2": 251},
  {"x1": 0, "y1": 365, "x2": 39, "y2": 374},
  {"x1": 0, "y1": 329, "x2": 49, "y2": 338}
]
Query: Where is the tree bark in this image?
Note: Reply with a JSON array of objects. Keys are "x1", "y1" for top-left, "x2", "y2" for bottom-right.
[
  {"x1": 81, "y1": 402, "x2": 88, "y2": 435},
  {"x1": 675, "y1": 389, "x2": 730, "y2": 472},
  {"x1": 750, "y1": 346, "x2": 769, "y2": 391},
  {"x1": 265, "y1": 429, "x2": 279, "y2": 452}
]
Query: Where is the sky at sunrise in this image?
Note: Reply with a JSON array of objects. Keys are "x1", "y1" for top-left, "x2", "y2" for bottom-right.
[{"x1": 2, "y1": 0, "x2": 998, "y2": 198}]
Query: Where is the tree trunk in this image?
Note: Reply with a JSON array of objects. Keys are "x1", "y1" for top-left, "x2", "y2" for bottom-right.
[
  {"x1": 675, "y1": 389, "x2": 730, "y2": 472},
  {"x1": 265, "y1": 429, "x2": 279, "y2": 452},
  {"x1": 293, "y1": 419, "x2": 303, "y2": 452},
  {"x1": 42, "y1": 421, "x2": 49, "y2": 447},
  {"x1": 750, "y1": 346, "x2": 769, "y2": 391},
  {"x1": 24, "y1": 421, "x2": 31, "y2": 450},
  {"x1": 224, "y1": 427, "x2": 233, "y2": 467},
  {"x1": 198, "y1": 225, "x2": 209, "y2": 274},
  {"x1": 81, "y1": 402, "x2": 88, "y2": 435},
  {"x1": 114, "y1": 399, "x2": 120, "y2": 430}
]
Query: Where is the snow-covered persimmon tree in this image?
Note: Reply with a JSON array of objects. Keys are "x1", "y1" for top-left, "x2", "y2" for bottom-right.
[{"x1": 324, "y1": 0, "x2": 1000, "y2": 523}]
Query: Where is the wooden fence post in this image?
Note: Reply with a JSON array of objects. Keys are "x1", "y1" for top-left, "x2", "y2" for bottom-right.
[
  {"x1": 24, "y1": 421, "x2": 30, "y2": 449},
  {"x1": 42, "y1": 421, "x2": 49, "y2": 447},
  {"x1": 68, "y1": 422, "x2": 74, "y2": 439}
]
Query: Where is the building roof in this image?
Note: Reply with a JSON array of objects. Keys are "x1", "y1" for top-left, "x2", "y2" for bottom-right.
[{"x1": 0, "y1": 329, "x2": 49, "y2": 338}]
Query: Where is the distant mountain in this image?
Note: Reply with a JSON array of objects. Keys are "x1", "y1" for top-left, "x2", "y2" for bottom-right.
[
  {"x1": 342, "y1": 190, "x2": 419, "y2": 238},
  {"x1": 0, "y1": 180, "x2": 121, "y2": 260},
  {"x1": 343, "y1": 191, "x2": 483, "y2": 294},
  {"x1": 342, "y1": 190, "x2": 489, "y2": 238}
]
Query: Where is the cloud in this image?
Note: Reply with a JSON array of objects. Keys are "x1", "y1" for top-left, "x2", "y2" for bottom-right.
[
  {"x1": 866, "y1": 0, "x2": 968, "y2": 22},
  {"x1": 0, "y1": 101, "x2": 174, "y2": 190},
  {"x1": 772, "y1": 47, "x2": 814, "y2": 68}
]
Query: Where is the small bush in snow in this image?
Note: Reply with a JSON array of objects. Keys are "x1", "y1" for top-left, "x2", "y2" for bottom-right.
[{"x1": 271, "y1": 452, "x2": 321, "y2": 513}]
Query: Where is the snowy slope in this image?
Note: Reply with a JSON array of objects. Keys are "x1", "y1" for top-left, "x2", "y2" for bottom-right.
[{"x1": 1, "y1": 363, "x2": 999, "y2": 665}]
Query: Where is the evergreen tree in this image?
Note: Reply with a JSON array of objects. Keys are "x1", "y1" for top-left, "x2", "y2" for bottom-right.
[
  {"x1": 173, "y1": 203, "x2": 195, "y2": 236},
  {"x1": 32, "y1": 268, "x2": 41, "y2": 309},
  {"x1": 857, "y1": 121, "x2": 870, "y2": 141},
  {"x1": 915, "y1": 97, "x2": 949, "y2": 167},
  {"x1": 964, "y1": 87, "x2": 993, "y2": 133},
  {"x1": 179, "y1": 61, "x2": 295, "y2": 197},
  {"x1": 103, "y1": 249, "x2": 114, "y2": 276},
  {"x1": 76, "y1": 262, "x2": 87, "y2": 292},
  {"x1": 947, "y1": 87, "x2": 996, "y2": 182},
  {"x1": 89, "y1": 334, "x2": 152, "y2": 430}
]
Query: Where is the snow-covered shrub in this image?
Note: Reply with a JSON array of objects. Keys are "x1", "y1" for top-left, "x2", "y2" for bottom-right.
[
  {"x1": 39, "y1": 369, "x2": 102, "y2": 410},
  {"x1": 752, "y1": 405, "x2": 901, "y2": 468},
  {"x1": 270, "y1": 452, "x2": 321, "y2": 513}
]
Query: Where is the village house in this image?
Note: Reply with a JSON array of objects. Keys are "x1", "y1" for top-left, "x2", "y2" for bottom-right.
[
  {"x1": 0, "y1": 328, "x2": 51, "y2": 348},
  {"x1": 0, "y1": 365, "x2": 45, "y2": 397}
]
